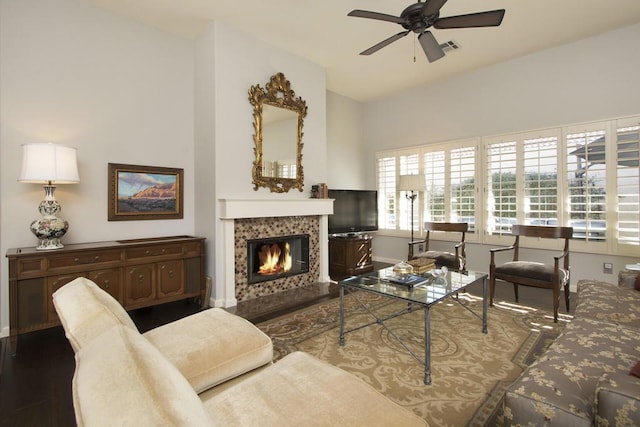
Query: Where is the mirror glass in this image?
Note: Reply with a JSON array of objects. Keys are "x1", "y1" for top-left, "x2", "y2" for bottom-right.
[
  {"x1": 249, "y1": 73, "x2": 307, "y2": 193},
  {"x1": 261, "y1": 104, "x2": 297, "y2": 178}
]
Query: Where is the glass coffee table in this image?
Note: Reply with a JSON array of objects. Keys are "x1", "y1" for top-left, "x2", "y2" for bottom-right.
[{"x1": 339, "y1": 267, "x2": 488, "y2": 385}]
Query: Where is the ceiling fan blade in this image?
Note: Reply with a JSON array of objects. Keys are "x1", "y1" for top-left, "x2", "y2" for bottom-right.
[
  {"x1": 418, "y1": 31, "x2": 445, "y2": 63},
  {"x1": 360, "y1": 31, "x2": 410, "y2": 55},
  {"x1": 422, "y1": 0, "x2": 448, "y2": 17},
  {"x1": 434, "y1": 9, "x2": 505, "y2": 29},
  {"x1": 348, "y1": 9, "x2": 407, "y2": 25}
]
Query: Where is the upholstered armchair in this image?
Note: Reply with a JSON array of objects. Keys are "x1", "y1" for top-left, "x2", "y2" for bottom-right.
[
  {"x1": 408, "y1": 222, "x2": 468, "y2": 270},
  {"x1": 489, "y1": 224, "x2": 573, "y2": 322}
]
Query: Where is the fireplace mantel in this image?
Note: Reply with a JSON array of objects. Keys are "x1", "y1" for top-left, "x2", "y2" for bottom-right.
[
  {"x1": 219, "y1": 198, "x2": 334, "y2": 219},
  {"x1": 214, "y1": 198, "x2": 334, "y2": 308}
]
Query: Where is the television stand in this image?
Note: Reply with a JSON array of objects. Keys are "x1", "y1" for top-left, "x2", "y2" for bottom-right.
[{"x1": 329, "y1": 234, "x2": 373, "y2": 281}]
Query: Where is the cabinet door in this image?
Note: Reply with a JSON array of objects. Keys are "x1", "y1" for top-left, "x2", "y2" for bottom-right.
[
  {"x1": 88, "y1": 268, "x2": 122, "y2": 303},
  {"x1": 125, "y1": 264, "x2": 155, "y2": 306},
  {"x1": 157, "y1": 260, "x2": 184, "y2": 298},
  {"x1": 46, "y1": 273, "x2": 85, "y2": 322}
]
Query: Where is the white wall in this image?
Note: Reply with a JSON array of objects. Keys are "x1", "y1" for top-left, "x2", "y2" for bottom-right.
[
  {"x1": 359, "y1": 23, "x2": 640, "y2": 286},
  {"x1": 326, "y1": 91, "x2": 370, "y2": 189},
  {"x1": 0, "y1": 0, "x2": 195, "y2": 336}
]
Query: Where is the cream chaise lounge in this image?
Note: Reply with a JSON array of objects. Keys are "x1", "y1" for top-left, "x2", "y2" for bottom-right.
[
  {"x1": 54, "y1": 277, "x2": 428, "y2": 426},
  {"x1": 53, "y1": 277, "x2": 273, "y2": 393}
]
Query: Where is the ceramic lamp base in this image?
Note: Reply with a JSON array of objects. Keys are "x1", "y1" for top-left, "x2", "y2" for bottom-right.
[{"x1": 30, "y1": 216, "x2": 69, "y2": 250}]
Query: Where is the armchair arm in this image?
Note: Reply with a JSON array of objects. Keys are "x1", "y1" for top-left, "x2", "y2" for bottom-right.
[
  {"x1": 554, "y1": 249, "x2": 570, "y2": 270},
  {"x1": 489, "y1": 244, "x2": 517, "y2": 272}
]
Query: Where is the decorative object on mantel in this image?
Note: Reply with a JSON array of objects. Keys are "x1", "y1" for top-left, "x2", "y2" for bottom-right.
[
  {"x1": 18, "y1": 143, "x2": 79, "y2": 250},
  {"x1": 108, "y1": 163, "x2": 184, "y2": 221},
  {"x1": 310, "y1": 183, "x2": 328, "y2": 199},
  {"x1": 249, "y1": 72, "x2": 307, "y2": 193},
  {"x1": 398, "y1": 174, "x2": 426, "y2": 244}
]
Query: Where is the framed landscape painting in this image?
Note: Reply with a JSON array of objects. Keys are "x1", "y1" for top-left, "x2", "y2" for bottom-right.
[{"x1": 108, "y1": 163, "x2": 184, "y2": 221}]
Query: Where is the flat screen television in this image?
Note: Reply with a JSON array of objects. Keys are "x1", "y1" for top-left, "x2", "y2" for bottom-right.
[{"x1": 328, "y1": 189, "x2": 378, "y2": 235}]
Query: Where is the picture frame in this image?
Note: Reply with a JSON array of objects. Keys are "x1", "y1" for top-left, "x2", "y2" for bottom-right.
[{"x1": 108, "y1": 163, "x2": 184, "y2": 221}]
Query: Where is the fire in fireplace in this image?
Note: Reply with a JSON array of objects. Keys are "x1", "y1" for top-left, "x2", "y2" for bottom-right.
[{"x1": 247, "y1": 234, "x2": 310, "y2": 284}]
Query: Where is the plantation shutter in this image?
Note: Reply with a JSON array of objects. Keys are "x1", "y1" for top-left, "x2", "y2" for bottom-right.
[
  {"x1": 486, "y1": 139, "x2": 517, "y2": 235},
  {"x1": 566, "y1": 124, "x2": 607, "y2": 242},
  {"x1": 450, "y1": 146, "x2": 476, "y2": 232},
  {"x1": 399, "y1": 154, "x2": 420, "y2": 232},
  {"x1": 376, "y1": 156, "x2": 396, "y2": 230},
  {"x1": 615, "y1": 118, "x2": 640, "y2": 248},
  {"x1": 523, "y1": 135, "x2": 559, "y2": 225},
  {"x1": 423, "y1": 151, "x2": 445, "y2": 222}
]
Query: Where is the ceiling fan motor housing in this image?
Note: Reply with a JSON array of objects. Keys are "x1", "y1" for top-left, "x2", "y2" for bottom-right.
[{"x1": 401, "y1": 3, "x2": 439, "y2": 33}]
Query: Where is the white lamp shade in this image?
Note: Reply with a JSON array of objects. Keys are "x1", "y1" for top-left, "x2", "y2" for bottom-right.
[
  {"x1": 398, "y1": 174, "x2": 426, "y2": 192},
  {"x1": 18, "y1": 143, "x2": 80, "y2": 184}
]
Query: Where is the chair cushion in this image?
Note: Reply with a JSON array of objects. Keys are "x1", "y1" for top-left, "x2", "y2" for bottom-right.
[
  {"x1": 495, "y1": 261, "x2": 568, "y2": 286},
  {"x1": 415, "y1": 251, "x2": 457, "y2": 269},
  {"x1": 202, "y1": 351, "x2": 427, "y2": 426},
  {"x1": 53, "y1": 277, "x2": 138, "y2": 352},
  {"x1": 143, "y1": 308, "x2": 273, "y2": 393},
  {"x1": 72, "y1": 325, "x2": 211, "y2": 427}
]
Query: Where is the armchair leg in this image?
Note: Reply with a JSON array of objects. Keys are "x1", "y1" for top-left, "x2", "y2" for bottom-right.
[
  {"x1": 489, "y1": 275, "x2": 495, "y2": 306},
  {"x1": 552, "y1": 286, "x2": 560, "y2": 323},
  {"x1": 513, "y1": 284, "x2": 519, "y2": 302}
]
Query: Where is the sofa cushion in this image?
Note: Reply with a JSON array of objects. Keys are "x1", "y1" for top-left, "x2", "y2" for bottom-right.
[
  {"x1": 576, "y1": 279, "x2": 640, "y2": 328},
  {"x1": 72, "y1": 325, "x2": 211, "y2": 427},
  {"x1": 202, "y1": 351, "x2": 427, "y2": 426},
  {"x1": 53, "y1": 277, "x2": 138, "y2": 352},
  {"x1": 143, "y1": 307, "x2": 273, "y2": 393}
]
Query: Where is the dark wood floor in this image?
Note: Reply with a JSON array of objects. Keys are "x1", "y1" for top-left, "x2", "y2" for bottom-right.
[{"x1": 0, "y1": 274, "x2": 573, "y2": 427}]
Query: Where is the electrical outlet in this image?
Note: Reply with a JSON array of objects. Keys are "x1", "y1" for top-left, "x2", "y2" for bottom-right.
[
  {"x1": 603, "y1": 262, "x2": 613, "y2": 274},
  {"x1": 418, "y1": 243, "x2": 424, "y2": 252}
]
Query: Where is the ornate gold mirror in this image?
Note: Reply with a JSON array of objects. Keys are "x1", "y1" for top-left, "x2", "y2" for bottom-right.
[{"x1": 249, "y1": 72, "x2": 307, "y2": 193}]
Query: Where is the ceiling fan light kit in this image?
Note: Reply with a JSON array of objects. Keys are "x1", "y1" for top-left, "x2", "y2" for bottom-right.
[{"x1": 348, "y1": 0, "x2": 505, "y2": 63}]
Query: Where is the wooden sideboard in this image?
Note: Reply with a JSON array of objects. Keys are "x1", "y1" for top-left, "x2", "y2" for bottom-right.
[
  {"x1": 329, "y1": 234, "x2": 374, "y2": 281},
  {"x1": 6, "y1": 235, "x2": 206, "y2": 355}
]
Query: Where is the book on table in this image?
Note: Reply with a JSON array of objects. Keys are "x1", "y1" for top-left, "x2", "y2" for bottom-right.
[{"x1": 385, "y1": 273, "x2": 431, "y2": 288}]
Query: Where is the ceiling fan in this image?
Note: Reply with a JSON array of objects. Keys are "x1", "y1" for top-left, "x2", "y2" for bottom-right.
[{"x1": 347, "y1": 0, "x2": 505, "y2": 63}]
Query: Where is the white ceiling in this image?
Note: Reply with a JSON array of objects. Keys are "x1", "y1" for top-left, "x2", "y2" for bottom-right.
[{"x1": 84, "y1": 0, "x2": 640, "y2": 102}]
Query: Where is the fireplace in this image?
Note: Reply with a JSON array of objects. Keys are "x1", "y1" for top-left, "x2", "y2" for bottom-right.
[{"x1": 247, "y1": 234, "x2": 310, "y2": 284}]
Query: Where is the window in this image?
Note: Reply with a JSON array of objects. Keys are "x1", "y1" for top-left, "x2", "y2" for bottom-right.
[
  {"x1": 376, "y1": 140, "x2": 479, "y2": 240},
  {"x1": 375, "y1": 115, "x2": 640, "y2": 256}
]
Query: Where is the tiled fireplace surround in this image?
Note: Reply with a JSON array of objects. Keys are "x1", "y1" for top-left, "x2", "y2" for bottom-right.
[{"x1": 218, "y1": 199, "x2": 333, "y2": 307}]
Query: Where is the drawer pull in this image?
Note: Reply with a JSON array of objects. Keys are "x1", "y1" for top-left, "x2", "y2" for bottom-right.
[
  {"x1": 145, "y1": 249, "x2": 166, "y2": 256},
  {"x1": 74, "y1": 256, "x2": 100, "y2": 264}
]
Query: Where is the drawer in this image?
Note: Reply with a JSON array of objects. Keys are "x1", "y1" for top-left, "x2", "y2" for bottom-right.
[
  {"x1": 126, "y1": 244, "x2": 183, "y2": 260},
  {"x1": 48, "y1": 250, "x2": 123, "y2": 270},
  {"x1": 16, "y1": 257, "x2": 46, "y2": 276},
  {"x1": 183, "y1": 242, "x2": 202, "y2": 256}
]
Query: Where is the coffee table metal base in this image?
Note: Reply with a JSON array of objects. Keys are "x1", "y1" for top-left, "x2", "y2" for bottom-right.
[{"x1": 339, "y1": 277, "x2": 488, "y2": 385}]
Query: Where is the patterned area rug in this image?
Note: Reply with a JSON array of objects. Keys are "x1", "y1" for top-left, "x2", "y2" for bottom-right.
[{"x1": 257, "y1": 291, "x2": 570, "y2": 427}]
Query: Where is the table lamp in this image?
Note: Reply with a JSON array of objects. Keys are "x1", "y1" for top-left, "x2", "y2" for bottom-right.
[
  {"x1": 398, "y1": 174, "x2": 426, "y2": 244},
  {"x1": 18, "y1": 143, "x2": 80, "y2": 250}
]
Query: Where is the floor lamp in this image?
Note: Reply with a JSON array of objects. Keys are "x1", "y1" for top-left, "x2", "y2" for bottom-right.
[{"x1": 398, "y1": 174, "x2": 426, "y2": 244}]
